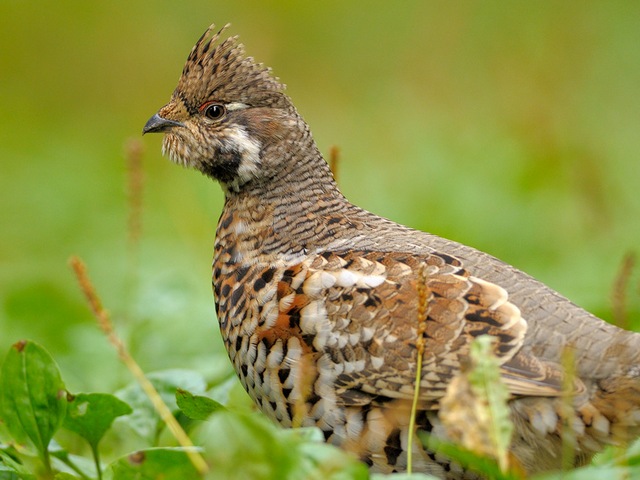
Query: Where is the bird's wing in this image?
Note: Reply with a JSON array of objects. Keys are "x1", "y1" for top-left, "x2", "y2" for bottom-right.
[{"x1": 255, "y1": 249, "x2": 568, "y2": 407}]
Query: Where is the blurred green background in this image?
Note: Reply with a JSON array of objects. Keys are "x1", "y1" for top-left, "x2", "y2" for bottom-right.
[{"x1": 1, "y1": 1, "x2": 639, "y2": 394}]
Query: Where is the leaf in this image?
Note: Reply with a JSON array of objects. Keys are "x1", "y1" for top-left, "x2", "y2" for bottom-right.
[
  {"x1": 49, "y1": 439, "x2": 103, "y2": 479},
  {"x1": 0, "y1": 340, "x2": 67, "y2": 458},
  {"x1": 208, "y1": 375, "x2": 255, "y2": 413},
  {"x1": 0, "y1": 465, "x2": 21, "y2": 480},
  {"x1": 53, "y1": 474, "x2": 81, "y2": 480},
  {"x1": 438, "y1": 335, "x2": 514, "y2": 473},
  {"x1": 104, "y1": 447, "x2": 202, "y2": 480},
  {"x1": 63, "y1": 393, "x2": 132, "y2": 450},
  {"x1": 175, "y1": 389, "x2": 225, "y2": 421},
  {"x1": 114, "y1": 370, "x2": 206, "y2": 443},
  {"x1": 289, "y1": 427, "x2": 324, "y2": 443},
  {"x1": 0, "y1": 451, "x2": 35, "y2": 480},
  {"x1": 198, "y1": 411, "x2": 368, "y2": 480},
  {"x1": 533, "y1": 465, "x2": 640, "y2": 480},
  {"x1": 420, "y1": 433, "x2": 520, "y2": 480},
  {"x1": 294, "y1": 439, "x2": 372, "y2": 480},
  {"x1": 467, "y1": 336, "x2": 514, "y2": 468}
]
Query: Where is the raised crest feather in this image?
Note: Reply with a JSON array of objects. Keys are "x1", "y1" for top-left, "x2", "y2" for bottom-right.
[{"x1": 173, "y1": 23, "x2": 287, "y2": 110}]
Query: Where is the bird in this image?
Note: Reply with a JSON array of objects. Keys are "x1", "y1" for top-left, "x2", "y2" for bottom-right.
[{"x1": 143, "y1": 24, "x2": 640, "y2": 478}]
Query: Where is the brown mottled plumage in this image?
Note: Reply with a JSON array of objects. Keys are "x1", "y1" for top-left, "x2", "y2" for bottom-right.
[{"x1": 143, "y1": 24, "x2": 640, "y2": 478}]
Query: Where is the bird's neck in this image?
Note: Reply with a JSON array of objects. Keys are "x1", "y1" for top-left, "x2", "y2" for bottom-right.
[{"x1": 215, "y1": 133, "x2": 356, "y2": 263}]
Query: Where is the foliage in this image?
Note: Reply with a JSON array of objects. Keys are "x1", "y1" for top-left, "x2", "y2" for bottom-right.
[
  {"x1": 0, "y1": 341, "x2": 66, "y2": 475},
  {"x1": 3, "y1": 337, "x2": 640, "y2": 479},
  {"x1": 0, "y1": 340, "x2": 368, "y2": 480}
]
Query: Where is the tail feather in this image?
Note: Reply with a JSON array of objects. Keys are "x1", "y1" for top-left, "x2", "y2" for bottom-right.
[{"x1": 591, "y1": 375, "x2": 640, "y2": 442}]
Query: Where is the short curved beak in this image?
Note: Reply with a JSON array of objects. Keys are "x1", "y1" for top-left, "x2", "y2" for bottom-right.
[{"x1": 142, "y1": 113, "x2": 185, "y2": 135}]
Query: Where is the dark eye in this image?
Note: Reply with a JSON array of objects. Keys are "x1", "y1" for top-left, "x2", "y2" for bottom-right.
[{"x1": 201, "y1": 103, "x2": 226, "y2": 120}]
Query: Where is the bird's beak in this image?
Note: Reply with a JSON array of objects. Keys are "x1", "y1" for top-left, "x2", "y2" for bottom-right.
[{"x1": 142, "y1": 113, "x2": 185, "y2": 135}]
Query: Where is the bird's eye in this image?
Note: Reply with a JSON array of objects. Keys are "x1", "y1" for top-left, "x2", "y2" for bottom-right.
[{"x1": 200, "y1": 102, "x2": 226, "y2": 121}]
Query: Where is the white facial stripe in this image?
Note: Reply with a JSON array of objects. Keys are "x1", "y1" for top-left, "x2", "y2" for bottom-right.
[
  {"x1": 226, "y1": 102, "x2": 250, "y2": 112},
  {"x1": 224, "y1": 125, "x2": 263, "y2": 192}
]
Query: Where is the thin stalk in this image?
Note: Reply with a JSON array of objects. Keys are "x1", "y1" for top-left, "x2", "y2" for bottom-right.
[
  {"x1": 41, "y1": 449, "x2": 53, "y2": 479},
  {"x1": 90, "y1": 443, "x2": 102, "y2": 480},
  {"x1": 70, "y1": 256, "x2": 209, "y2": 477},
  {"x1": 560, "y1": 346, "x2": 577, "y2": 470},
  {"x1": 59, "y1": 454, "x2": 93, "y2": 480},
  {"x1": 408, "y1": 263, "x2": 430, "y2": 474}
]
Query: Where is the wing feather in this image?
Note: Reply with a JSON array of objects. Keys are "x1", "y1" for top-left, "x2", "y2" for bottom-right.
[{"x1": 251, "y1": 249, "x2": 567, "y2": 406}]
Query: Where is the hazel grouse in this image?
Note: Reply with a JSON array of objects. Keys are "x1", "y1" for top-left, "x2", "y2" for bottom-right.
[{"x1": 143, "y1": 24, "x2": 640, "y2": 478}]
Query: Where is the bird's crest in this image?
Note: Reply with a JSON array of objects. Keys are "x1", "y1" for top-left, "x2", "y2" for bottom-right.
[{"x1": 174, "y1": 24, "x2": 287, "y2": 111}]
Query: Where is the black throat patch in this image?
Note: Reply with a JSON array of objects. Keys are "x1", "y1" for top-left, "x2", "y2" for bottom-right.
[{"x1": 200, "y1": 147, "x2": 242, "y2": 183}]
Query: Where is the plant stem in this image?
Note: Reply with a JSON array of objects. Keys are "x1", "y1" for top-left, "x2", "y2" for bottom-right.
[
  {"x1": 41, "y1": 449, "x2": 53, "y2": 479},
  {"x1": 70, "y1": 256, "x2": 210, "y2": 476},
  {"x1": 60, "y1": 455, "x2": 92, "y2": 480},
  {"x1": 408, "y1": 263, "x2": 430, "y2": 474},
  {"x1": 407, "y1": 349, "x2": 424, "y2": 475},
  {"x1": 90, "y1": 443, "x2": 103, "y2": 480}
]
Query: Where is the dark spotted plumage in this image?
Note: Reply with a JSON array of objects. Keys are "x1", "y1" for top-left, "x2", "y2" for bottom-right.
[{"x1": 143, "y1": 24, "x2": 640, "y2": 478}]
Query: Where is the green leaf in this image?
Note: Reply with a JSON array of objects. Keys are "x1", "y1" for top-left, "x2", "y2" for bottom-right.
[
  {"x1": 533, "y1": 465, "x2": 640, "y2": 480},
  {"x1": 114, "y1": 370, "x2": 206, "y2": 443},
  {"x1": 0, "y1": 340, "x2": 67, "y2": 459},
  {"x1": 198, "y1": 411, "x2": 368, "y2": 480},
  {"x1": 438, "y1": 335, "x2": 514, "y2": 475},
  {"x1": 63, "y1": 393, "x2": 132, "y2": 450},
  {"x1": 49, "y1": 440, "x2": 103, "y2": 479},
  {"x1": 420, "y1": 433, "x2": 519, "y2": 480},
  {"x1": 0, "y1": 465, "x2": 21, "y2": 480},
  {"x1": 175, "y1": 389, "x2": 224, "y2": 421},
  {"x1": 104, "y1": 447, "x2": 202, "y2": 480},
  {"x1": 0, "y1": 451, "x2": 35, "y2": 480},
  {"x1": 208, "y1": 375, "x2": 255, "y2": 413},
  {"x1": 467, "y1": 335, "x2": 513, "y2": 470},
  {"x1": 294, "y1": 439, "x2": 371, "y2": 480},
  {"x1": 610, "y1": 436, "x2": 640, "y2": 465}
]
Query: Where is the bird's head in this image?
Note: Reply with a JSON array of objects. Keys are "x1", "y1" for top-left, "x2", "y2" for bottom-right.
[{"x1": 143, "y1": 24, "x2": 306, "y2": 193}]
